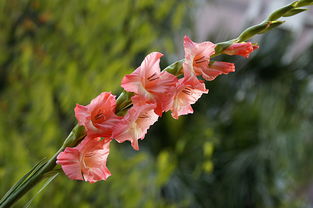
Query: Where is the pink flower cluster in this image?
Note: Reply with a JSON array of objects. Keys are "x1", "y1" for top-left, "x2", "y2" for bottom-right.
[{"x1": 56, "y1": 36, "x2": 258, "y2": 183}]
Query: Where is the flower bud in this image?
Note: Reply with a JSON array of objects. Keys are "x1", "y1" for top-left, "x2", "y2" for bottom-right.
[
  {"x1": 283, "y1": 8, "x2": 308, "y2": 16},
  {"x1": 267, "y1": 3, "x2": 297, "y2": 21},
  {"x1": 223, "y1": 42, "x2": 259, "y2": 58},
  {"x1": 296, "y1": 0, "x2": 313, "y2": 7},
  {"x1": 238, "y1": 22, "x2": 271, "y2": 42}
]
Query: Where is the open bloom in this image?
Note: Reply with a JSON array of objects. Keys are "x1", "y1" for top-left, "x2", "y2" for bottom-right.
[
  {"x1": 121, "y1": 52, "x2": 178, "y2": 116},
  {"x1": 223, "y1": 42, "x2": 259, "y2": 58},
  {"x1": 183, "y1": 36, "x2": 235, "y2": 81},
  {"x1": 56, "y1": 137, "x2": 111, "y2": 183},
  {"x1": 169, "y1": 75, "x2": 208, "y2": 119},
  {"x1": 74, "y1": 92, "x2": 120, "y2": 137},
  {"x1": 183, "y1": 36, "x2": 215, "y2": 77},
  {"x1": 113, "y1": 96, "x2": 158, "y2": 150}
]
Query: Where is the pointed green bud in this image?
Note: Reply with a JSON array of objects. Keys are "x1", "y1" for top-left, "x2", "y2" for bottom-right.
[
  {"x1": 267, "y1": 2, "x2": 297, "y2": 21},
  {"x1": 238, "y1": 22, "x2": 271, "y2": 42},
  {"x1": 164, "y1": 59, "x2": 184, "y2": 76},
  {"x1": 65, "y1": 124, "x2": 86, "y2": 147},
  {"x1": 296, "y1": 0, "x2": 313, "y2": 7},
  {"x1": 60, "y1": 124, "x2": 86, "y2": 148},
  {"x1": 283, "y1": 8, "x2": 308, "y2": 16},
  {"x1": 259, "y1": 21, "x2": 285, "y2": 33}
]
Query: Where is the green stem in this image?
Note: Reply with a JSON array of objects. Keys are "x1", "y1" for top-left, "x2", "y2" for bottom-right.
[{"x1": 0, "y1": 125, "x2": 85, "y2": 208}]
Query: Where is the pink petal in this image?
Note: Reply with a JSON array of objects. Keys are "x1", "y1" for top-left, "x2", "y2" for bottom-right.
[
  {"x1": 140, "y1": 52, "x2": 163, "y2": 79},
  {"x1": 182, "y1": 36, "x2": 237, "y2": 81},
  {"x1": 74, "y1": 92, "x2": 120, "y2": 137},
  {"x1": 121, "y1": 70, "x2": 141, "y2": 94},
  {"x1": 57, "y1": 137, "x2": 112, "y2": 183},
  {"x1": 74, "y1": 105, "x2": 89, "y2": 126},
  {"x1": 113, "y1": 101, "x2": 158, "y2": 150},
  {"x1": 170, "y1": 75, "x2": 208, "y2": 119},
  {"x1": 150, "y1": 71, "x2": 178, "y2": 116},
  {"x1": 121, "y1": 52, "x2": 163, "y2": 96},
  {"x1": 201, "y1": 61, "x2": 235, "y2": 81},
  {"x1": 183, "y1": 35, "x2": 216, "y2": 76},
  {"x1": 57, "y1": 148, "x2": 83, "y2": 181},
  {"x1": 121, "y1": 52, "x2": 178, "y2": 116},
  {"x1": 148, "y1": 71, "x2": 177, "y2": 94}
]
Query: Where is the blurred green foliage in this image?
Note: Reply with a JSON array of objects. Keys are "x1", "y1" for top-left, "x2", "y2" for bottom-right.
[
  {"x1": 1, "y1": 0, "x2": 313, "y2": 208},
  {"x1": 181, "y1": 30, "x2": 313, "y2": 207},
  {"x1": 0, "y1": 0, "x2": 193, "y2": 207}
]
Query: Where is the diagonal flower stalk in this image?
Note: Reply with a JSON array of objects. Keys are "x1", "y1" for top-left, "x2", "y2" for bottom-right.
[
  {"x1": 0, "y1": 0, "x2": 312, "y2": 207},
  {"x1": 0, "y1": 125, "x2": 85, "y2": 208}
]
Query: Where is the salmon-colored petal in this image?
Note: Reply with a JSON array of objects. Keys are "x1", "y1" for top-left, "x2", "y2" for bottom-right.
[
  {"x1": 140, "y1": 52, "x2": 163, "y2": 80},
  {"x1": 57, "y1": 148, "x2": 83, "y2": 181},
  {"x1": 170, "y1": 75, "x2": 208, "y2": 119},
  {"x1": 201, "y1": 61, "x2": 235, "y2": 81},
  {"x1": 184, "y1": 36, "x2": 215, "y2": 61},
  {"x1": 149, "y1": 71, "x2": 178, "y2": 115},
  {"x1": 57, "y1": 137, "x2": 111, "y2": 183},
  {"x1": 113, "y1": 101, "x2": 158, "y2": 150},
  {"x1": 182, "y1": 36, "x2": 236, "y2": 81},
  {"x1": 121, "y1": 70, "x2": 141, "y2": 94},
  {"x1": 121, "y1": 52, "x2": 163, "y2": 96},
  {"x1": 74, "y1": 92, "x2": 120, "y2": 137},
  {"x1": 74, "y1": 105, "x2": 89, "y2": 126},
  {"x1": 172, "y1": 105, "x2": 194, "y2": 120},
  {"x1": 183, "y1": 35, "x2": 216, "y2": 76},
  {"x1": 148, "y1": 71, "x2": 177, "y2": 94},
  {"x1": 121, "y1": 52, "x2": 178, "y2": 116},
  {"x1": 84, "y1": 166, "x2": 111, "y2": 183}
]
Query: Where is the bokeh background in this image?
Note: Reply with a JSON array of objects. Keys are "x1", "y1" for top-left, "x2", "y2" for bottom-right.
[{"x1": 1, "y1": 0, "x2": 313, "y2": 207}]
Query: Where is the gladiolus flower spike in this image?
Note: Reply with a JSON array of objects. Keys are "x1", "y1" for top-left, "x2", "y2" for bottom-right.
[{"x1": 57, "y1": 35, "x2": 258, "y2": 183}]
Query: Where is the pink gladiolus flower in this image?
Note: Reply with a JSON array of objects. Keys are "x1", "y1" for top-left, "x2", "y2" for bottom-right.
[
  {"x1": 202, "y1": 61, "x2": 235, "y2": 81},
  {"x1": 74, "y1": 92, "x2": 120, "y2": 137},
  {"x1": 183, "y1": 36, "x2": 235, "y2": 81},
  {"x1": 183, "y1": 35, "x2": 216, "y2": 79},
  {"x1": 223, "y1": 42, "x2": 259, "y2": 58},
  {"x1": 56, "y1": 137, "x2": 111, "y2": 183},
  {"x1": 169, "y1": 75, "x2": 208, "y2": 119},
  {"x1": 113, "y1": 97, "x2": 158, "y2": 150},
  {"x1": 121, "y1": 52, "x2": 178, "y2": 116}
]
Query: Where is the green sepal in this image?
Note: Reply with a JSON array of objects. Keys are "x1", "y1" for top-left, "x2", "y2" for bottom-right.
[
  {"x1": 237, "y1": 22, "x2": 271, "y2": 42},
  {"x1": 116, "y1": 107, "x2": 131, "y2": 116},
  {"x1": 61, "y1": 124, "x2": 86, "y2": 148},
  {"x1": 296, "y1": 0, "x2": 313, "y2": 7},
  {"x1": 115, "y1": 90, "x2": 134, "y2": 113},
  {"x1": 267, "y1": 2, "x2": 297, "y2": 21},
  {"x1": 164, "y1": 59, "x2": 184, "y2": 76},
  {"x1": 213, "y1": 40, "x2": 235, "y2": 56}
]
